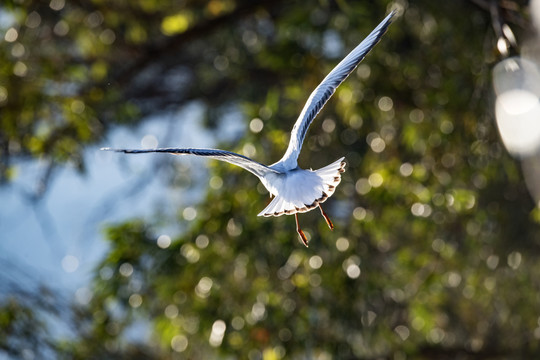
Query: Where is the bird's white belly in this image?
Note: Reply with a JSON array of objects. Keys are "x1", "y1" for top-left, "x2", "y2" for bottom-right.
[{"x1": 261, "y1": 169, "x2": 322, "y2": 199}]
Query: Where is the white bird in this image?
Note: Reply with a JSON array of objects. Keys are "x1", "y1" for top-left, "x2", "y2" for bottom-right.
[{"x1": 102, "y1": 12, "x2": 395, "y2": 246}]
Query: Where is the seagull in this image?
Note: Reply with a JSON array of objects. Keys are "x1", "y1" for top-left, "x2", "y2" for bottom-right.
[{"x1": 102, "y1": 11, "x2": 395, "y2": 246}]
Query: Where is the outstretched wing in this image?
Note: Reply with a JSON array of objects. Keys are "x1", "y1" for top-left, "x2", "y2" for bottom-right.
[
  {"x1": 278, "y1": 11, "x2": 395, "y2": 169},
  {"x1": 101, "y1": 147, "x2": 279, "y2": 178}
]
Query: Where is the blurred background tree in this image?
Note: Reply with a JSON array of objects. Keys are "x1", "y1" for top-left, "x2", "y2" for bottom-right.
[{"x1": 2, "y1": 0, "x2": 540, "y2": 359}]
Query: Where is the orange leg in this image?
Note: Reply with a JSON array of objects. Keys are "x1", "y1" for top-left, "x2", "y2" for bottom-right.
[
  {"x1": 295, "y1": 213, "x2": 309, "y2": 247},
  {"x1": 319, "y1": 204, "x2": 334, "y2": 230}
]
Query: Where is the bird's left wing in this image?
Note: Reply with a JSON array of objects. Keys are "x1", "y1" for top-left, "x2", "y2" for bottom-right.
[
  {"x1": 278, "y1": 11, "x2": 395, "y2": 169},
  {"x1": 101, "y1": 147, "x2": 279, "y2": 178}
]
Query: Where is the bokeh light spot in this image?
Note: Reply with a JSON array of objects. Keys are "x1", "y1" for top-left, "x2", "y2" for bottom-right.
[
  {"x1": 13, "y1": 61, "x2": 28, "y2": 77},
  {"x1": 249, "y1": 118, "x2": 264, "y2": 133},
  {"x1": 75, "y1": 287, "x2": 93, "y2": 305},
  {"x1": 440, "y1": 120, "x2": 454, "y2": 134},
  {"x1": 209, "y1": 320, "x2": 226, "y2": 347},
  {"x1": 61, "y1": 255, "x2": 79, "y2": 273},
  {"x1": 53, "y1": 20, "x2": 69, "y2": 36},
  {"x1": 164, "y1": 304, "x2": 179, "y2": 319},
  {"x1": 129, "y1": 293, "x2": 143, "y2": 308},
  {"x1": 171, "y1": 335, "x2": 188, "y2": 352},
  {"x1": 71, "y1": 100, "x2": 85, "y2": 114},
  {"x1": 183, "y1": 207, "x2": 197, "y2": 221},
  {"x1": 141, "y1": 134, "x2": 158, "y2": 148},
  {"x1": 409, "y1": 108, "x2": 424, "y2": 123},
  {"x1": 369, "y1": 137, "x2": 386, "y2": 153},
  {"x1": 209, "y1": 176, "x2": 223, "y2": 190},
  {"x1": 11, "y1": 43, "x2": 25, "y2": 57},
  {"x1": 507, "y1": 251, "x2": 522, "y2": 270},
  {"x1": 243, "y1": 143, "x2": 256, "y2": 158},
  {"x1": 25, "y1": 12, "x2": 41, "y2": 28},
  {"x1": 353, "y1": 206, "x2": 366, "y2": 220},
  {"x1": 181, "y1": 244, "x2": 200, "y2": 263},
  {"x1": 157, "y1": 234, "x2": 171, "y2": 249},
  {"x1": 336, "y1": 237, "x2": 349, "y2": 251},
  {"x1": 99, "y1": 29, "x2": 116, "y2": 45},
  {"x1": 399, "y1": 162, "x2": 413, "y2": 176},
  {"x1": 162, "y1": 12, "x2": 190, "y2": 36},
  {"x1": 226, "y1": 218, "x2": 242, "y2": 236},
  {"x1": 99, "y1": 266, "x2": 113, "y2": 280},
  {"x1": 395, "y1": 325, "x2": 410, "y2": 341},
  {"x1": 195, "y1": 234, "x2": 209, "y2": 248},
  {"x1": 119, "y1": 262, "x2": 133, "y2": 277},
  {"x1": 308, "y1": 255, "x2": 323, "y2": 269},
  {"x1": 231, "y1": 316, "x2": 245, "y2": 330},
  {"x1": 322, "y1": 118, "x2": 336, "y2": 133},
  {"x1": 49, "y1": 0, "x2": 65, "y2": 11},
  {"x1": 346, "y1": 264, "x2": 361, "y2": 279},
  {"x1": 213, "y1": 55, "x2": 229, "y2": 71},
  {"x1": 195, "y1": 277, "x2": 213, "y2": 298},
  {"x1": 411, "y1": 202, "x2": 432, "y2": 217},
  {"x1": 0, "y1": 86, "x2": 8, "y2": 104},
  {"x1": 5, "y1": 28, "x2": 18, "y2": 42},
  {"x1": 378, "y1": 96, "x2": 394, "y2": 112},
  {"x1": 486, "y1": 255, "x2": 499, "y2": 270},
  {"x1": 368, "y1": 173, "x2": 383, "y2": 188}
]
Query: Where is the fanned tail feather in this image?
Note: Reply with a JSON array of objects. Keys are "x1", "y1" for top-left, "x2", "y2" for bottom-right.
[{"x1": 258, "y1": 158, "x2": 346, "y2": 217}]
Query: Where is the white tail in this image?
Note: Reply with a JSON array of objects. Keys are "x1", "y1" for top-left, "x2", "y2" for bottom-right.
[{"x1": 258, "y1": 158, "x2": 346, "y2": 217}]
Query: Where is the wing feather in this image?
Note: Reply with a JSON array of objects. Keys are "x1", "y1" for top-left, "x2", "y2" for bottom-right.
[
  {"x1": 278, "y1": 11, "x2": 395, "y2": 169},
  {"x1": 101, "y1": 147, "x2": 278, "y2": 178}
]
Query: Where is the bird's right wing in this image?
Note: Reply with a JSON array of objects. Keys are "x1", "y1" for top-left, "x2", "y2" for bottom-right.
[
  {"x1": 277, "y1": 11, "x2": 395, "y2": 169},
  {"x1": 101, "y1": 147, "x2": 279, "y2": 178}
]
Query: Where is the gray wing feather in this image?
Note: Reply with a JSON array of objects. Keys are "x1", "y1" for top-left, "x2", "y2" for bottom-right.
[
  {"x1": 101, "y1": 147, "x2": 279, "y2": 177},
  {"x1": 278, "y1": 11, "x2": 395, "y2": 169}
]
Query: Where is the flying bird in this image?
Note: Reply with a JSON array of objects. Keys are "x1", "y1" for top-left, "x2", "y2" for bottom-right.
[{"x1": 102, "y1": 11, "x2": 395, "y2": 246}]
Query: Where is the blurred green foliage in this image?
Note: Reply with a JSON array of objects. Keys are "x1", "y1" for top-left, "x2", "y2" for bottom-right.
[{"x1": 2, "y1": 0, "x2": 540, "y2": 359}]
